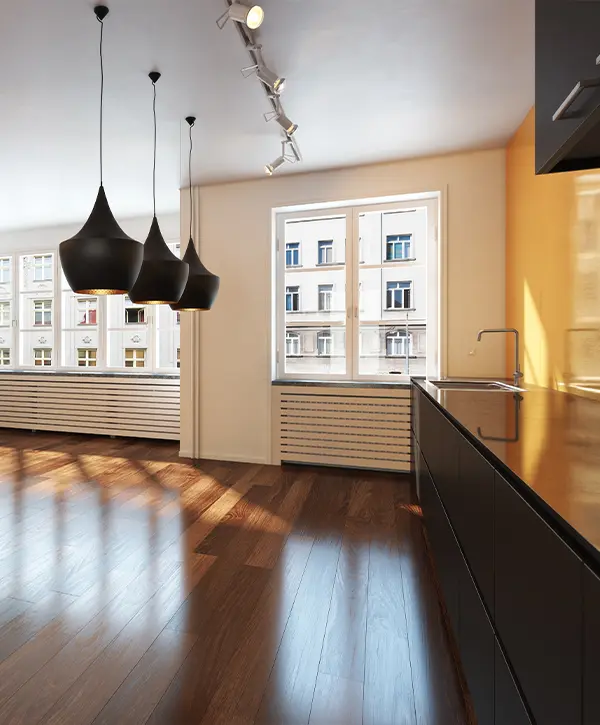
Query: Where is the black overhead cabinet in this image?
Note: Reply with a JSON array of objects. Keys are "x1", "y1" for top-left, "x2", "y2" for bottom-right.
[{"x1": 536, "y1": 0, "x2": 600, "y2": 173}]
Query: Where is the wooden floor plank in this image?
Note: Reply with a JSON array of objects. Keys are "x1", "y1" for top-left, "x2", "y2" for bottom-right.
[{"x1": 0, "y1": 432, "x2": 469, "y2": 725}]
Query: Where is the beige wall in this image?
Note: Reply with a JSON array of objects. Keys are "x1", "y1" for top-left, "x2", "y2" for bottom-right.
[{"x1": 181, "y1": 149, "x2": 506, "y2": 463}]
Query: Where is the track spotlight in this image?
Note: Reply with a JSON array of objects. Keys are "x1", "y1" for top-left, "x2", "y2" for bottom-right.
[
  {"x1": 257, "y1": 65, "x2": 286, "y2": 93},
  {"x1": 217, "y1": 3, "x2": 264, "y2": 30},
  {"x1": 276, "y1": 111, "x2": 298, "y2": 135},
  {"x1": 265, "y1": 155, "x2": 286, "y2": 175}
]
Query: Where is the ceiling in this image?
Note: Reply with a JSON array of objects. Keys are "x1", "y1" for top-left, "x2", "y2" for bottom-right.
[{"x1": 0, "y1": 0, "x2": 534, "y2": 232}]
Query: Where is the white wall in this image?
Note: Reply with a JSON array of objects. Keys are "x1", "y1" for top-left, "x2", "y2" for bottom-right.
[{"x1": 181, "y1": 149, "x2": 506, "y2": 464}]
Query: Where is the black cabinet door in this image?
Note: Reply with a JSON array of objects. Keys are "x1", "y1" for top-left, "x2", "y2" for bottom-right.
[
  {"x1": 418, "y1": 452, "x2": 460, "y2": 633},
  {"x1": 458, "y1": 563, "x2": 494, "y2": 725},
  {"x1": 494, "y1": 638, "x2": 533, "y2": 725},
  {"x1": 536, "y1": 0, "x2": 600, "y2": 173},
  {"x1": 583, "y1": 565, "x2": 600, "y2": 725},
  {"x1": 453, "y1": 438, "x2": 495, "y2": 614},
  {"x1": 495, "y1": 473, "x2": 583, "y2": 725},
  {"x1": 419, "y1": 395, "x2": 440, "y2": 476}
]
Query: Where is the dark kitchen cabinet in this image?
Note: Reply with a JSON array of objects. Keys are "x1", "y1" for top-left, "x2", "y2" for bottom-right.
[
  {"x1": 457, "y1": 563, "x2": 494, "y2": 725},
  {"x1": 583, "y1": 565, "x2": 600, "y2": 725},
  {"x1": 494, "y1": 472, "x2": 583, "y2": 725},
  {"x1": 536, "y1": 0, "x2": 600, "y2": 173},
  {"x1": 494, "y1": 639, "x2": 532, "y2": 725},
  {"x1": 418, "y1": 451, "x2": 460, "y2": 633},
  {"x1": 453, "y1": 438, "x2": 495, "y2": 614}
]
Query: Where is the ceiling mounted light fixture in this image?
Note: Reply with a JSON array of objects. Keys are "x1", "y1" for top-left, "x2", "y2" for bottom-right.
[
  {"x1": 265, "y1": 139, "x2": 298, "y2": 176},
  {"x1": 59, "y1": 5, "x2": 143, "y2": 295},
  {"x1": 216, "y1": 2, "x2": 264, "y2": 30},
  {"x1": 257, "y1": 65, "x2": 286, "y2": 94},
  {"x1": 264, "y1": 104, "x2": 298, "y2": 136},
  {"x1": 171, "y1": 118, "x2": 220, "y2": 312},
  {"x1": 129, "y1": 73, "x2": 189, "y2": 305}
]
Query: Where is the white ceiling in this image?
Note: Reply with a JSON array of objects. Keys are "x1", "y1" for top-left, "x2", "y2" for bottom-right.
[{"x1": 0, "y1": 0, "x2": 534, "y2": 232}]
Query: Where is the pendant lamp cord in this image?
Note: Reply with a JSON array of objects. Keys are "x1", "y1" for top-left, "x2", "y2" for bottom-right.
[
  {"x1": 188, "y1": 119, "x2": 194, "y2": 242},
  {"x1": 152, "y1": 78, "x2": 157, "y2": 218},
  {"x1": 97, "y1": 13, "x2": 104, "y2": 186}
]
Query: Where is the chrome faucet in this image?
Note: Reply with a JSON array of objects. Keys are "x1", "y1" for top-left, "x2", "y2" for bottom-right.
[{"x1": 477, "y1": 328, "x2": 523, "y2": 388}]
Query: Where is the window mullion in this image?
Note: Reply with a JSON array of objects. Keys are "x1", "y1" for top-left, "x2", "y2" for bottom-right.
[{"x1": 348, "y1": 209, "x2": 358, "y2": 381}]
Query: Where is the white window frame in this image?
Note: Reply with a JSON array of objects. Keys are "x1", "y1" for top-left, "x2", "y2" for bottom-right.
[
  {"x1": 0, "y1": 258, "x2": 11, "y2": 284},
  {"x1": 125, "y1": 347, "x2": 146, "y2": 368},
  {"x1": 33, "y1": 299, "x2": 52, "y2": 326},
  {"x1": 386, "y1": 330, "x2": 412, "y2": 357},
  {"x1": 0, "y1": 349, "x2": 10, "y2": 366},
  {"x1": 318, "y1": 284, "x2": 333, "y2": 312},
  {"x1": 317, "y1": 330, "x2": 332, "y2": 356},
  {"x1": 286, "y1": 331, "x2": 300, "y2": 357},
  {"x1": 0, "y1": 301, "x2": 10, "y2": 327},
  {"x1": 77, "y1": 348, "x2": 97, "y2": 367},
  {"x1": 33, "y1": 254, "x2": 53, "y2": 282},
  {"x1": 77, "y1": 298, "x2": 98, "y2": 326},
  {"x1": 275, "y1": 195, "x2": 441, "y2": 382},
  {"x1": 285, "y1": 242, "x2": 300, "y2": 267},
  {"x1": 33, "y1": 348, "x2": 52, "y2": 367},
  {"x1": 386, "y1": 234, "x2": 412, "y2": 261},
  {"x1": 285, "y1": 285, "x2": 300, "y2": 313},
  {"x1": 386, "y1": 281, "x2": 413, "y2": 310},
  {"x1": 317, "y1": 240, "x2": 334, "y2": 265}
]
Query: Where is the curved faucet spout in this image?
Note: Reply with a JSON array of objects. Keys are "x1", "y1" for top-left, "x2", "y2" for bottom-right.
[{"x1": 476, "y1": 328, "x2": 522, "y2": 387}]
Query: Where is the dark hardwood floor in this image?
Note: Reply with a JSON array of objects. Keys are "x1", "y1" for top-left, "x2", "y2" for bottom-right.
[{"x1": 0, "y1": 429, "x2": 470, "y2": 725}]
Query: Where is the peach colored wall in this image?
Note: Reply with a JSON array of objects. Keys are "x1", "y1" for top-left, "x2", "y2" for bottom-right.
[
  {"x1": 506, "y1": 109, "x2": 600, "y2": 392},
  {"x1": 182, "y1": 150, "x2": 506, "y2": 463}
]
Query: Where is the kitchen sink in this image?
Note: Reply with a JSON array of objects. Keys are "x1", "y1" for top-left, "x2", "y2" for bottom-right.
[{"x1": 429, "y1": 380, "x2": 526, "y2": 393}]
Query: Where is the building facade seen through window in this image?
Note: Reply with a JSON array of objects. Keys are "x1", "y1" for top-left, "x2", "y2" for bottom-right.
[{"x1": 0, "y1": 249, "x2": 180, "y2": 372}]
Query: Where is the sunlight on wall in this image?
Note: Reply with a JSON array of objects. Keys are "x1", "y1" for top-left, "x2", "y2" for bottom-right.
[{"x1": 506, "y1": 108, "x2": 600, "y2": 397}]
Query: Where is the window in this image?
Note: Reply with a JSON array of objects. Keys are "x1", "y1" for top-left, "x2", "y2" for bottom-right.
[
  {"x1": 387, "y1": 330, "x2": 411, "y2": 357},
  {"x1": 33, "y1": 255, "x2": 53, "y2": 282},
  {"x1": 0, "y1": 302, "x2": 10, "y2": 327},
  {"x1": 0, "y1": 258, "x2": 10, "y2": 284},
  {"x1": 77, "y1": 348, "x2": 97, "y2": 367},
  {"x1": 125, "y1": 307, "x2": 145, "y2": 325},
  {"x1": 317, "y1": 330, "x2": 332, "y2": 356},
  {"x1": 286, "y1": 242, "x2": 300, "y2": 267},
  {"x1": 34, "y1": 348, "x2": 52, "y2": 366},
  {"x1": 386, "y1": 234, "x2": 412, "y2": 261},
  {"x1": 77, "y1": 298, "x2": 97, "y2": 325},
  {"x1": 285, "y1": 286, "x2": 300, "y2": 312},
  {"x1": 125, "y1": 348, "x2": 146, "y2": 368},
  {"x1": 34, "y1": 299, "x2": 52, "y2": 326},
  {"x1": 286, "y1": 332, "x2": 300, "y2": 356},
  {"x1": 386, "y1": 281, "x2": 412, "y2": 310},
  {"x1": 318, "y1": 240, "x2": 333, "y2": 265},
  {"x1": 318, "y1": 284, "x2": 333, "y2": 312},
  {"x1": 176, "y1": 311, "x2": 180, "y2": 325},
  {"x1": 0, "y1": 349, "x2": 10, "y2": 366},
  {"x1": 177, "y1": 348, "x2": 180, "y2": 368},
  {"x1": 277, "y1": 197, "x2": 438, "y2": 380}
]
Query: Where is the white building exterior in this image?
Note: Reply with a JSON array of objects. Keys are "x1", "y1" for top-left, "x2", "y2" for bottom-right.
[{"x1": 283, "y1": 208, "x2": 427, "y2": 377}]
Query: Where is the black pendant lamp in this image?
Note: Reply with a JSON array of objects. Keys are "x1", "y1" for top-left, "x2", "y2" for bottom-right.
[
  {"x1": 129, "y1": 73, "x2": 189, "y2": 305},
  {"x1": 60, "y1": 5, "x2": 143, "y2": 295},
  {"x1": 170, "y1": 117, "x2": 220, "y2": 312}
]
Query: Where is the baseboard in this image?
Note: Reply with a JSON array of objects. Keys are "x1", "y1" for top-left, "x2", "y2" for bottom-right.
[{"x1": 179, "y1": 449, "x2": 269, "y2": 465}]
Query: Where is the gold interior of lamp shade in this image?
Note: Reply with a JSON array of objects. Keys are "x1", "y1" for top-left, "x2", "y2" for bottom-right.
[{"x1": 76, "y1": 289, "x2": 126, "y2": 295}]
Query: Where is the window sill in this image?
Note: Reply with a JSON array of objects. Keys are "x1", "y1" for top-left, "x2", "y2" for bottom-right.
[
  {"x1": 272, "y1": 379, "x2": 411, "y2": 389},
  {"x1": 384, "y1": 308, "x2": 416, "y2": 313},
  {"x1": 383, "y1": 258, "x2": 416, "y2": 263},
  {"x1": 285, "y1": 265, "x2": 302, "y2": 269}
]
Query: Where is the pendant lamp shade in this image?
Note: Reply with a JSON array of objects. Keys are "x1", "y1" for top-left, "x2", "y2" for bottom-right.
[
  {"x1": 59, "y1": 5, "x2": 143, "y2": 295},
  {"x1": 129, "y1": 217, "x2": 189, "y2": 304},
  {"x1": 170, "y1": 116, "x2": 220, "y2": 312},
  {"x1": 171, "y1": 238, "x2": 220, "y2": 311},
  {"x1": 60, "y1": 186, "x2": 143, "y2": 295},
  {"x1": 128, "y1": 72, "x2": 189, "y2": 305}
]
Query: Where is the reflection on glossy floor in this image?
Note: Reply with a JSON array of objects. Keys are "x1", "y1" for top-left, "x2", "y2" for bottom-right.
[{"x1": 0, "y1": 430, "x2": 469, "y2": 725}]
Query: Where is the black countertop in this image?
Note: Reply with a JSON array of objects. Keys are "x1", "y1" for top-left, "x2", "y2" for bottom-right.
[{"x1": 414, "y1": 379, "x2": 600, "y2": 570}]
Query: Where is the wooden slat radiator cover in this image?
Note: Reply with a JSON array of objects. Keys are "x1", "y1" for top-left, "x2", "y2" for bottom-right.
[
  {"x1": 273, "y1": 385, "x2": 411, "y2": 472},
  {"x1": 0, "y1": 375, "x2": 180, "y2": 440}
]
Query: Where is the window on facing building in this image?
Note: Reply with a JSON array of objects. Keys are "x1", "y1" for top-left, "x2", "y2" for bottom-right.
[
  {"x1": 33, "y1": 255, "x2": 53, "y2": 282},
  {"x1": 125, "y1": 348, "x2": 146, "y2": 368},
  {"x1": 0, "y1": 349, "x2": 10, "y2": 366},
  {"x1": 34, "y1": 348, "x2": 52, "y2": 367},
  {"x1": 386, "y1": 281, "x2": 412, "y2": 310},
  {"x1": 77, "y1": 348, "x2": 97, "y2": 367},
  {"x1": 0, "y1": 258, "x2": 11, "y2": 284},
  {"x1": 286, "y1": 242, "x2": 300, "y2": 267},
  {"x1": 386, "y1": 234, "x2": 412, "y2": 261},
  {"x1": 77, "y1": 298, "x2": 97, "y2": 325},
  {"x1": 0, "y1": 302, "x2": 10, "y2": 327},
  {"x1": 34, "y1": 299, "x2": 52, "y2": 326},
  {"x1": 125, "y1": 306, "x2": 145, "y2": 325},
  {"x1": 276, "y1": 197, "x2": 438, "y2": 381}
]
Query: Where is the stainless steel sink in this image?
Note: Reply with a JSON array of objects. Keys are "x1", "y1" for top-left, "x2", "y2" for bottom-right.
[{"x1": 429, "y1": 380, "x2": 526, "y2": 393}]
